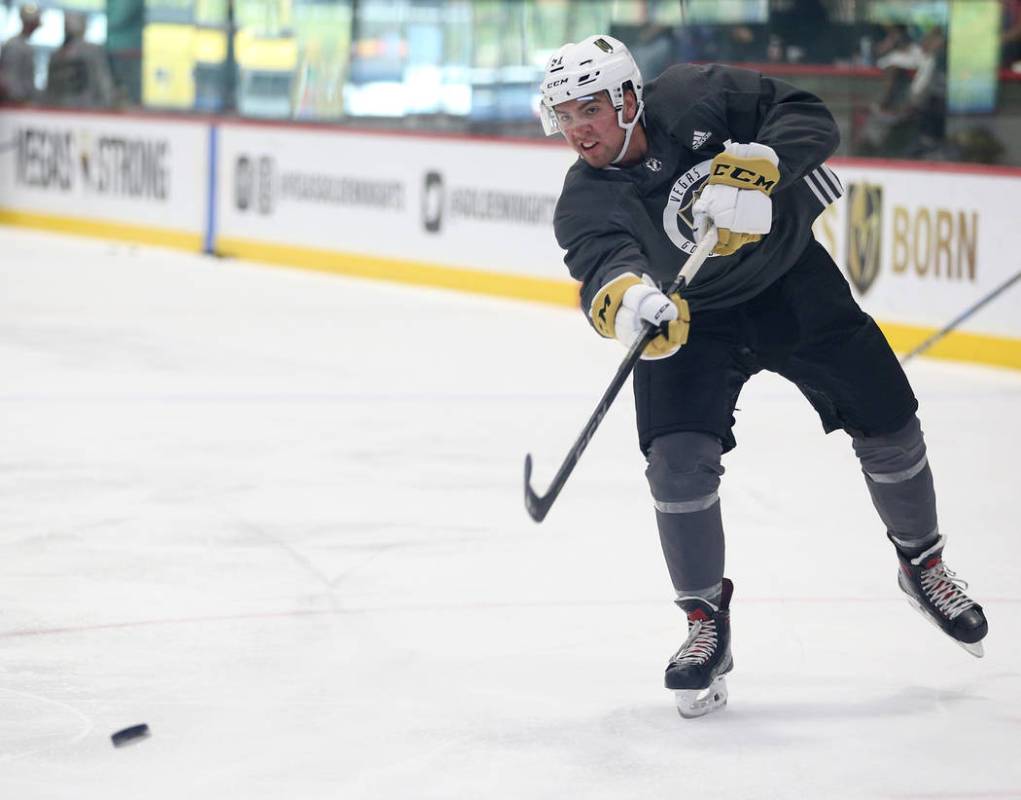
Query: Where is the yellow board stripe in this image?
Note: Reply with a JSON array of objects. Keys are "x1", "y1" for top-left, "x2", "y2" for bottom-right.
[
  {"x1": 217, "y1": 236, "x2": 581, "y2": 307},
  {"x1": 221, "y1": 237, "x2": 1020, "y2": 369},
  {"x1": 0, "y1": 208, "x2": 203, "y2": 251},
  {"x1": 878, "y1": 322, "x2": 1021, "y2": 370},
  {"x1": 1, "y1": 211, "x2": 1017, "y2": 370}
]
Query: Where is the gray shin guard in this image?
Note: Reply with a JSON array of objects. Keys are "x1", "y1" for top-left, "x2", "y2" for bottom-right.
[
  {"x1": 645, "y1": 432, "x2": 725, "y2": 600},
  {"x1": 852, "y1": 415, "x2": 938, "y2": 546}
]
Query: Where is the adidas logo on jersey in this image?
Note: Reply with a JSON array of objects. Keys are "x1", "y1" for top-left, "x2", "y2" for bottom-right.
[{"x1": 691, "y1": 130, "x2": 711, "y2": 149}]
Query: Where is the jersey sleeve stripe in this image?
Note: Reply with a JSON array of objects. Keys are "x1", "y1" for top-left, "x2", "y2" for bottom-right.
[
  {"x1": 802, "y1": 171, "x2": 831, "y2": 207},
  {"x1": 818, "y1": 165, "x2": 844, "y2": 199},
  {"x1": 809, "y1": 169, "x2": 838, "y2": 203}
]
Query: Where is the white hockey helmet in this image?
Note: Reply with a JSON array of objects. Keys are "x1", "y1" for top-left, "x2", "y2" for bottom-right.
[{"x1": 539, "y1": 34, "x2": 644, "y2": 164}]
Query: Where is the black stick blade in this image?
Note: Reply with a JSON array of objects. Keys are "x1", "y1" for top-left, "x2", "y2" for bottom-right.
[{"x1": 524, "y1": 454, "x2": 553, "y2": 523}]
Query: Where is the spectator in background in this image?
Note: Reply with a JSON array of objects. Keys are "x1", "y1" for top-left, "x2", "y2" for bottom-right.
[
  {"x1": 909, "y1": 27, "x2": 948, "y2": 149},
  {"x1": 45, "y1": 11, "x2": 116, "y2": 108},
  {"x1": 0, "y1": 4, "x2": 41, "y2": 102},
  {"x1": 872, "y1": 23, "x2": 915, "y2": 65},
  {"x1": 106, "y1": 0, "x2": 144, "y2": 105},
  {"x1": 859, "y1": 25, "x2": 948, "y2": 159},
  {"x1": 767, "y1": 0, "x2": 831, "y2": 63},
  {"x1": 1003, "y1": 0, "x2": 1021, "y2": 70}
]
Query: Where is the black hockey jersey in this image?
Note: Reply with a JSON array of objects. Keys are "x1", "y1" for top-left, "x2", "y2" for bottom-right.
[{"x1": 553, "y1": 63, "x2": 844, "y2": 317}]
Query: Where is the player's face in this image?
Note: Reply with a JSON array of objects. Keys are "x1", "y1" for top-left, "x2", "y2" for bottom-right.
[{"x1": 554, "y1": 93, "x2": 625, "y2": 169}]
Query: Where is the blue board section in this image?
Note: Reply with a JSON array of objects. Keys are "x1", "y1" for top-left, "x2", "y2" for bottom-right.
[{"x1": 204, "y1": 124, "x2": 218, "y2": 255}]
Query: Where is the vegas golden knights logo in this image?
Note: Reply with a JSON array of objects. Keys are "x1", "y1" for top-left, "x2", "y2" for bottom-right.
[{"x1": 845, "y1": 183, "x2": 883, "y2": 295}]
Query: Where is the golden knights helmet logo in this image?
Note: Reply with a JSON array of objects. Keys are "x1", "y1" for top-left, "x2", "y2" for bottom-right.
[{"x1": 845, "y1": 183, "x2": 883, "y2": 295}]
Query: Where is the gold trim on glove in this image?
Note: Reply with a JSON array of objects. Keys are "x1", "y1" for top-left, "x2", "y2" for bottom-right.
[
  {"x1": 643, "y1": 295, "x2": 690, "y2": 359},
  {"x1": 589, "y1": 272, "x2": 642, "y2": 338},
  {"x1": 714, "y1": 229, "x2": 762, "y2": 256}
]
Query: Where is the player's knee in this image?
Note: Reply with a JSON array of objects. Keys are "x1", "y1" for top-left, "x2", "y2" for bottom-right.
[
  {"x1": 852, "y1": 414, "x2": 927, "y2": 478},
  {"x1": 645, "y1": 431, "x2": 724, "y2": 506}
]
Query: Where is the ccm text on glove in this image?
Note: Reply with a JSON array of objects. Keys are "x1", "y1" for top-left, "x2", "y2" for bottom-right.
[{"x1": 693, "y1": 142, "x2": 780, "y2": 256}]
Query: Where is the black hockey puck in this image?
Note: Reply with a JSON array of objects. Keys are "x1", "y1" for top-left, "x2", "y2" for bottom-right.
[{"x1": 111, "y1": 724, "x2": 150, "y2": 747}]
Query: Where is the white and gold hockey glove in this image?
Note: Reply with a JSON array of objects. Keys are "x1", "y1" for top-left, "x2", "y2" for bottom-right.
[
  {"x1": 590, "y1": 272, "x2": 690, "y2": 360},
  {"x1": 693, "y1": 142, "x2": 780, "y2": 256}
]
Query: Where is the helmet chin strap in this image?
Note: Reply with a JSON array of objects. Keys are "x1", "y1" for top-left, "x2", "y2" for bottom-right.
[{"x1": 610, "y1": 101, "x2": 645, "y2": 165}]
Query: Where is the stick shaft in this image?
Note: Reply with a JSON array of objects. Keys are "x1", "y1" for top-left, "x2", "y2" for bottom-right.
[
  {"x1": 524, "y1": 228, "x2": 718, "y2": 522},
  {"x1": 900, "y1": 269, "x2": 1021, "y2": 364}
]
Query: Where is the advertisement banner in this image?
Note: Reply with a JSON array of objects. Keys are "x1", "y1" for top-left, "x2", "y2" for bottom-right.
[
  {"x1": 814, "y1": 160, "x2": 1021, "y2": 339},
  {"x1": 1, "y1": 109, "x2": 1017, "y2": 365},
  {"x1": 216, "y1": 124, "x2": 577, "y2": 280},
  {"x1": 217, "y1": 123, "x2": 1020, "y2": 347},
  {"x1": 0, "y1": 110, "x2": 209, "y2": 242}
]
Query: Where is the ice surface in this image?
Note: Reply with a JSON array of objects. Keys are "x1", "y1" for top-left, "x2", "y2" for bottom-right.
[{"x1": 1, "y1": 226, "x2": 1019, "y2": 799}]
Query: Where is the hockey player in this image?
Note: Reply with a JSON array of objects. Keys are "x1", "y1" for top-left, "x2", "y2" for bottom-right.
[
  {"x1": 0, "y1": 5, "x2": 41, "y2": 103},
  {"x1": 539, "y1": 35, "x2": 988, "y2": 719}
]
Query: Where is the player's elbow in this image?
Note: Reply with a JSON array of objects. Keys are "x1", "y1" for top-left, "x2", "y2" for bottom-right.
[
  {"x1": 816, "y1": 107, "x2": 842, "y2": 158},
  {"x1": 824, "y1": 117, "x2": 841, "y2": 157}
]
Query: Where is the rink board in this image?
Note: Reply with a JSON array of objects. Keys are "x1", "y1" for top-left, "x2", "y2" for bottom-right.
[
  {"x1": 814, "y1": 158, "x2": 1021, "y2": 367},
  {"x1": 0, "y1": 109, "x2": 209, "y2": 249},
  {"x1": 213, "y1": 122, "x2": 579, "y2": 305},
  {"x1": 0, "y1": 108, "x2": 1019, "y2": 367}
]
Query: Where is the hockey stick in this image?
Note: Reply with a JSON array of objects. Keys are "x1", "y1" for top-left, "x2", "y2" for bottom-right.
[
  {"x1": 899, "y1": 268, "x2": 1021, "y2": 364},
  {"x1": 524, "y1": 225, "x2": 718, "y2": 523}
]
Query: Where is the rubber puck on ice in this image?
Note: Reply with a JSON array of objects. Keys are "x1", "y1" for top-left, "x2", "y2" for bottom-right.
[{"x1": 111, "y1": 724, "x2": 150, "y2": 747}]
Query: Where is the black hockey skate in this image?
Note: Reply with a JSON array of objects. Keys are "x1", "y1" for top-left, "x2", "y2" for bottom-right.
[
  {"x1": 892, "y1": 534, "x2": 987, "y2": 658},
  {"x1": 665, "y1": 578, "x2": 733, "y2": 719}
]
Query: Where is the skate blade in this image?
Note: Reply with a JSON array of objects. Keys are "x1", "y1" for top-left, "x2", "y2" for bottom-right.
[
  {"x1": 673, "y1": 677, "x2": 728, "y2": 719},
  {"x1": 903, "y1": 594, "x2": 985, "y2": 659},
  {"x1": 959, "y1": 639, "x2": 984, "y2": 658}
]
